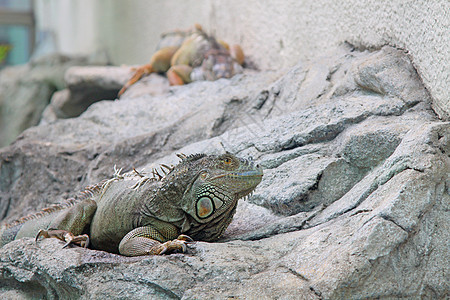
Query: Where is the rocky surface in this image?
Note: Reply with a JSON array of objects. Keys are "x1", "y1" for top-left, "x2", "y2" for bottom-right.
[
  {"x1": 41, "y1": 66, "x2": 139, "y2": 123},
  {"x1": 0, "y1": 54, "x2": 108, "y2": 148},
  {"x1": 0, "y1": 45, "x2": 448, "y2": 299}
]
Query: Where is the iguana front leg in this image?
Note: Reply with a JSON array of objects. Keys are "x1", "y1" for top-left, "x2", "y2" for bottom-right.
[
  {"x1": 118, "y1": 225, "x2": 193, "y2": 256},
  {"x1": 36, "y1": 229, "x2": 90, "y2": 248},
  {"x1": 33, "y1": 199, "x2": 97, "y2": 248}
]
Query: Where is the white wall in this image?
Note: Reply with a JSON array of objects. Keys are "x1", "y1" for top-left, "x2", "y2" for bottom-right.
[
  {"x1": 34, "y1": 0, "x2": 99, "y2": 56},
  {"x1": 34, "y1": 0, "x2": 450, "y2": 119}
]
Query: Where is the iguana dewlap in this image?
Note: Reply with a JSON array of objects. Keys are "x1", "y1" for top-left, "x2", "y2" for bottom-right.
[{"x1": 0, "y1": 153, "x2": 263, "y2": 256}]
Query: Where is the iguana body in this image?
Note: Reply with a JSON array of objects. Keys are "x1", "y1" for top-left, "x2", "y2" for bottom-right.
[{"x1": 0, "y1": 153, "x2": 263, "y2": 256}]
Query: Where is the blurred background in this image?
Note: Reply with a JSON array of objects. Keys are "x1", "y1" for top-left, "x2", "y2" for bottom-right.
[
  {"x1": 1, "y1": 1, "x2": 448, "y2": 78},
  {"x1": 0, "y1": 0, "x2": 34, "y2": 67}
]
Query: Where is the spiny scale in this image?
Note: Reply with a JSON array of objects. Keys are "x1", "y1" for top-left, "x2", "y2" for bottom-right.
[
  {"x1": 185, "y1": 153, "x2": 206, "y2": 161},
  {"x1": 176, "y1": 153, "x2": 206, "y2": 162},
  {"x1": 152, "y1": 168, "x2": 164, "y2": 180},
  {"x1": 160, "y1": 164, "x2": 173, "y2": 173},
  {"x1": 5, "y1": 199, "x2": 77, "y2": 229},
  {"x1": 176, "y1": 153, "x2": 187, "y2": 160},
  {"x1": 3, "y1": 179, "x2": 107, "y2": 229},
  {"x1": 133, "y1": 168, "x2": 145, "y2": 178}
]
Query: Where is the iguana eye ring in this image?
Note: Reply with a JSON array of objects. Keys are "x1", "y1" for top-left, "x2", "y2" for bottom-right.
[{"x1": 200, "y1": 171, "x2": 208, "y2": 179}]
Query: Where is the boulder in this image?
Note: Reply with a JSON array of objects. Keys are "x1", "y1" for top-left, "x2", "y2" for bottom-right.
[
  {"x1": 0, "y1": 45, "x2": 448, "y2": 299},
  {"x1": 0, "y1": 54, "x2": 106, "y2": 148},
  {"x1": 41, "y1": 66, "x2": 137, "y2": 122}
]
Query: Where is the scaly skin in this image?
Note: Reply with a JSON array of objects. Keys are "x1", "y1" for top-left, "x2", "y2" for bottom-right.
[{"x1": 0, "y1": 153, "x2": 263, "y2": 256}]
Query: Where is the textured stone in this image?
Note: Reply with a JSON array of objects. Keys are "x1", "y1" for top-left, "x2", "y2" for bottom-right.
[
  {"x1": 0, "y1": 54, "x2": 106, "y2": 147},
  {"x1": 0, "y1": 64, "x2": 54, "y2": 147},
  {"x1": 41, "y1": 66, "x2": 131, "y2": 122},
  {"x1": 0, "y1": 46, "x2": 448, "y2": 299}
]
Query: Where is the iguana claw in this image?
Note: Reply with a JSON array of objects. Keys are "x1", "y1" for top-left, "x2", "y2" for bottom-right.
[
  {"x1": 153, "y1": 235, "x2": 194, "y2": 255},
  {"x1": 36, "y1": 229, "x2": 90, "y2": 248},
  {"x1": 176, "y1": 234, "x2": 194, "y2": 243}
]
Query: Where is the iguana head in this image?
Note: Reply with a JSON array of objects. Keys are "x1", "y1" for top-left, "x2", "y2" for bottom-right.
[{"x1": 166, "y1": 152, "x2": 263, "y2": 240}]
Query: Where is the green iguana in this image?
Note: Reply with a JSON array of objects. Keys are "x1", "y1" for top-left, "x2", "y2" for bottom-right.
[{"x1": 0, "y1": 153, "x2": 263, "y2": 256}]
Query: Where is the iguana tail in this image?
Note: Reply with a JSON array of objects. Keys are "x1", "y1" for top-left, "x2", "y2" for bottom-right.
[
  {"x1": 118, "y1": 64, "x2": 154, "y2": 97},
  {"x1": 0, "y1": 180, "x2": 107, "y2": 247},
  {"x1": 0, "y1": 222, "x2": 22, "y2": 247}
]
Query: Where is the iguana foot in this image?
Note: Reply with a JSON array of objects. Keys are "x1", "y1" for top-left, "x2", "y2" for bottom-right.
[
  {"x1": 35, "y1": 229, "x2": 90, "y2": 248},
  {"x1": 152, "y1": 235, "x2": 194, "y2": 255}
]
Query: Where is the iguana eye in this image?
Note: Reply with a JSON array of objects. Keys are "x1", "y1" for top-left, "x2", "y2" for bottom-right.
[
  {"x1": 196, "y1": 196, "x2": 214, "y2": 218},
  {"x1": 200, "y1": 171, "x2": 208, "y2": 179},
  {"x1": 220, "y1": 155, "x2": 237, "y2": 169}
]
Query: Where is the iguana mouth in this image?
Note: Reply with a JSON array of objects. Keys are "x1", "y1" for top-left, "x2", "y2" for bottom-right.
[
  {"x1": 209, "y1": 169, "x2": 262, "y2": 200},
  {"x1": 236, "y1": 188, "x2": 257, "y2": 200}
]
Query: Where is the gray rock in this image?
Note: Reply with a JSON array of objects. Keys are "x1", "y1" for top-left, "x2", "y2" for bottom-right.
[
  {"x1": 65, "y1": 66, "x2": 129, "y2": 91},
  {"x1": 0, "y1": 46, "x2": 448, "y2": 299},
  {"x1": 0, "y1": 64, "x2": 54, "y2": 148},
  {"x1": 352, "y1": 46, "x2": 432, "y2": 107},
  {"x1": 0, "y1": 54, "x2": 106, "y2": 147},
  {"x1": 41, "y1": 66, "x2": 130, "y2": 122}
]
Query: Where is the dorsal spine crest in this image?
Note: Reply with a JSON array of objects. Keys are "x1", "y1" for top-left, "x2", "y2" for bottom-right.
[{"x1": 3, "y1": 179, "x2": 108, "y2": 229}]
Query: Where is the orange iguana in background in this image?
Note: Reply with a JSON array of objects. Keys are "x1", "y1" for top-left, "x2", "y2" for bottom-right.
[{"x1": 118, "y1": 24, "x2": 245, "y2": 96}]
